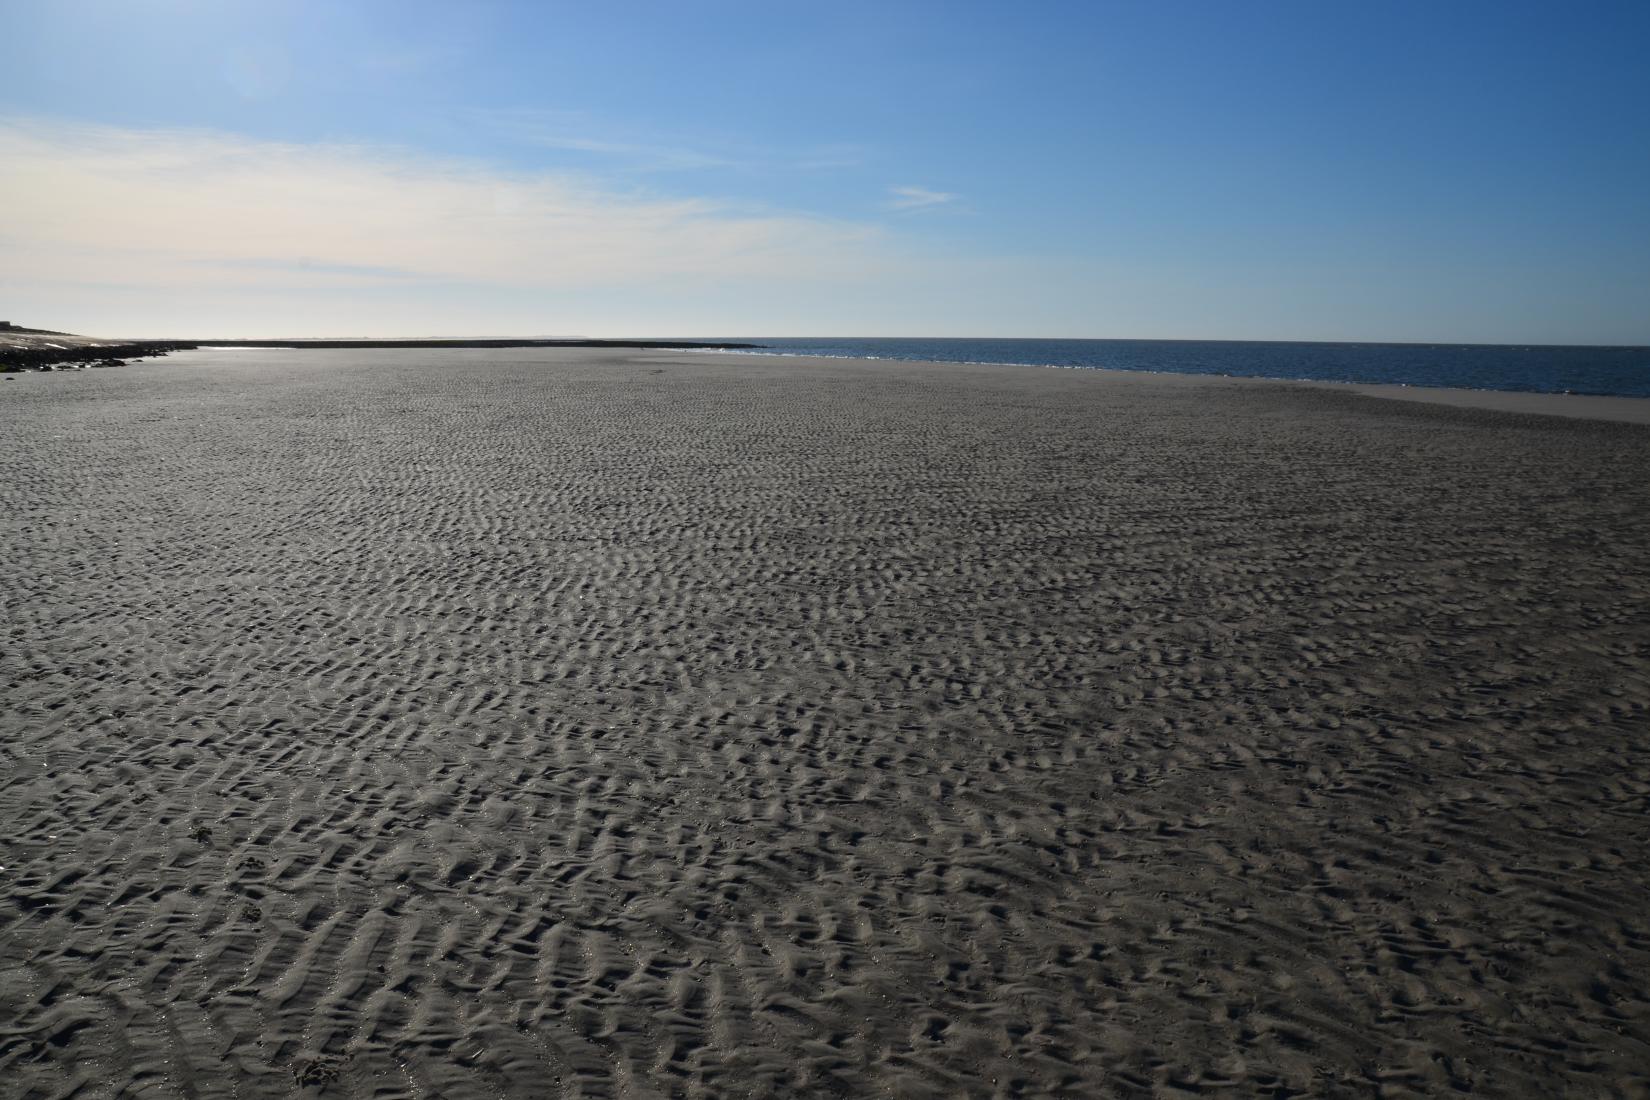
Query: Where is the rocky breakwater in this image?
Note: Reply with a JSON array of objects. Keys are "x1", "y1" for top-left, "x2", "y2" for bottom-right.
[{"x1": 0, "y1": 326, "x2": 198, "y2": 375}]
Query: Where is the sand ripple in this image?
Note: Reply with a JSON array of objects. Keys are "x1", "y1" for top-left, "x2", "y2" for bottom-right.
[{"x1": 3, "y1": 349, "x2": 1649, "y2": 1097}]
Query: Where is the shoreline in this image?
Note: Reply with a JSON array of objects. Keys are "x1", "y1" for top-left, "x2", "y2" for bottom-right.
[
  {"x1": 1337, "y1": 379, "x2": 1650, "y2": 423},
  {"x1": 188, "y1": 338, "x2": 763, "y2": 350},
  {"x1": 686, "y1": 347, "x2": 1650, "y2": 424},
  {"x1": 8, "y1": 331, "x2": 1648, "y2": 421},
  {"x1": 0, "y1": 331, "x2": 761, "y2": 373}
]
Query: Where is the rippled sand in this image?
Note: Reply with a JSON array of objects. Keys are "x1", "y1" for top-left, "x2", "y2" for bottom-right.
[{"x1": 3, "y1": 348, "x2": 1648, "y2": 1098}]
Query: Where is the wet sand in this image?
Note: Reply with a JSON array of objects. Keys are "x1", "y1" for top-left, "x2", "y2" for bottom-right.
[
  {"x1": 3, "y1": 347, "x2": 1649, "y2": 1098},
  {"x1": 1337, "y1": 380, "x2": 1650, "y2": 424}
]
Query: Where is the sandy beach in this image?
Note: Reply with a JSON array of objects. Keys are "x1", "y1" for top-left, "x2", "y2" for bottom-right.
[{"x1": 3, "y1": 347, "x2": 1648, "y2": 1098}]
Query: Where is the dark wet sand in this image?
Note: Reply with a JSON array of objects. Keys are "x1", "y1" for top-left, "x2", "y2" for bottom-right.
[
  {"x1": 3, "y1": 348, "x2": 1649, "y2": 1098},
  {"x1": 1338, "y1": 380, "x2": 1650, "y2": 424}
]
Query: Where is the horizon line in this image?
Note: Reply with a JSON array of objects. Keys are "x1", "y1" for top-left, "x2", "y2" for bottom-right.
[{"x1": 36, "y1": 331, "x2": 1650, "y2": 351}]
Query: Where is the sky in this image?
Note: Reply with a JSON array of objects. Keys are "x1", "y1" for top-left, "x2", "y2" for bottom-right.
[{"x1": 2, "y1": 0, "x2": 1647, "y2": 342}]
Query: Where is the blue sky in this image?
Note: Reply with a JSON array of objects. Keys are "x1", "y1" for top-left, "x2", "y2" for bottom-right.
[{"x1": 3, "y1": 0, "x2": 1647, "y2": 341}]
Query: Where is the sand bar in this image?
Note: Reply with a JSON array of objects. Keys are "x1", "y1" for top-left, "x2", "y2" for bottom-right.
[{"x1": 3, "y1": 347, "x2": 1648, "y2": 1097}]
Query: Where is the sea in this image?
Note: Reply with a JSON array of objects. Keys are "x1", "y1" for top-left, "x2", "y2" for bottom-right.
[{"x1": 692, "y1": 338, "x2": 1650, "y2": 399}]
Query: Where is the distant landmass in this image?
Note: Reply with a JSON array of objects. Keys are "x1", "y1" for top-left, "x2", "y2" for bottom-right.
[
  {"x1": 190, "y1": 338, "x2": 764, "y2": 350},
  {"x1": 1, "y1": 325, "x2": 762, "y2": 372}
]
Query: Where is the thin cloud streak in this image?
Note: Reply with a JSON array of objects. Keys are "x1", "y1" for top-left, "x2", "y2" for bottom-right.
[
  {"x1": 474, "y1": 108, "x2": 865, "y2": 174},
  {"x1": 484, "y1": 116, "x2": 736, "y2": 171},
  {"x1": 0, "y1": 118, "x2": 890, "y2": 296},
  {"x1": 887, "y1": 185, "x2": 956, "y2": 211}
]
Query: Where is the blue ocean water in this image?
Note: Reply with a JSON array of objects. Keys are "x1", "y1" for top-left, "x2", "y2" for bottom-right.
[{"x1": 698, "y1": 338, "x2": 1650, "y2": 398}]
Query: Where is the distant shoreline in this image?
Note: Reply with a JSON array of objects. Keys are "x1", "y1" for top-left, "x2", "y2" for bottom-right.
[
  {"x1": 1, "y1": 335, "x2": 763, "y2": 373},
  {"x1": 9, "y1": 333, "x2": 1650, "y2": 421},
  {"x1": 661, "y1": 346, "x2": 1650, "y2": 424},
  {"x1": 189, "y1": 338, "x2": 764, "y2": 350}
]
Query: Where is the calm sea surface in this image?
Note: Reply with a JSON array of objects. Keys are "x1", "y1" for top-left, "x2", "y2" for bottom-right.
[{"x1": 694, "y1": 338, "x2": 1650, "y2": 398}]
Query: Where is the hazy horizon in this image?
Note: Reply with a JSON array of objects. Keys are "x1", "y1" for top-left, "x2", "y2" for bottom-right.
[
  {"x1": 11, "y1": 323, "x2": 1650, "y2": 351},
  {"x1": 4, "y1": 1, "x2": 1648, "y2": 345}
]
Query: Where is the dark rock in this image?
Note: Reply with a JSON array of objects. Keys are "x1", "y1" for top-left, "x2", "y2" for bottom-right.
[{"x1": 0, "y1": 342, "x2": 194, "y2": 373}]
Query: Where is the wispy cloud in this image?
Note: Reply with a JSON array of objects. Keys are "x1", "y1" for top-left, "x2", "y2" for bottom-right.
[
  {"x1": 482, "y1": 110, "x2": 735, "y2": 171},
  {"x1": 887, "y1": 185, "x2": 956, "y2": 211},
  {"x1": 0, "y1": 117, "x2": 888, "y2": 296},
  {"x1": 475, "y1": 108, "x2": 864, "y2": 174}
]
